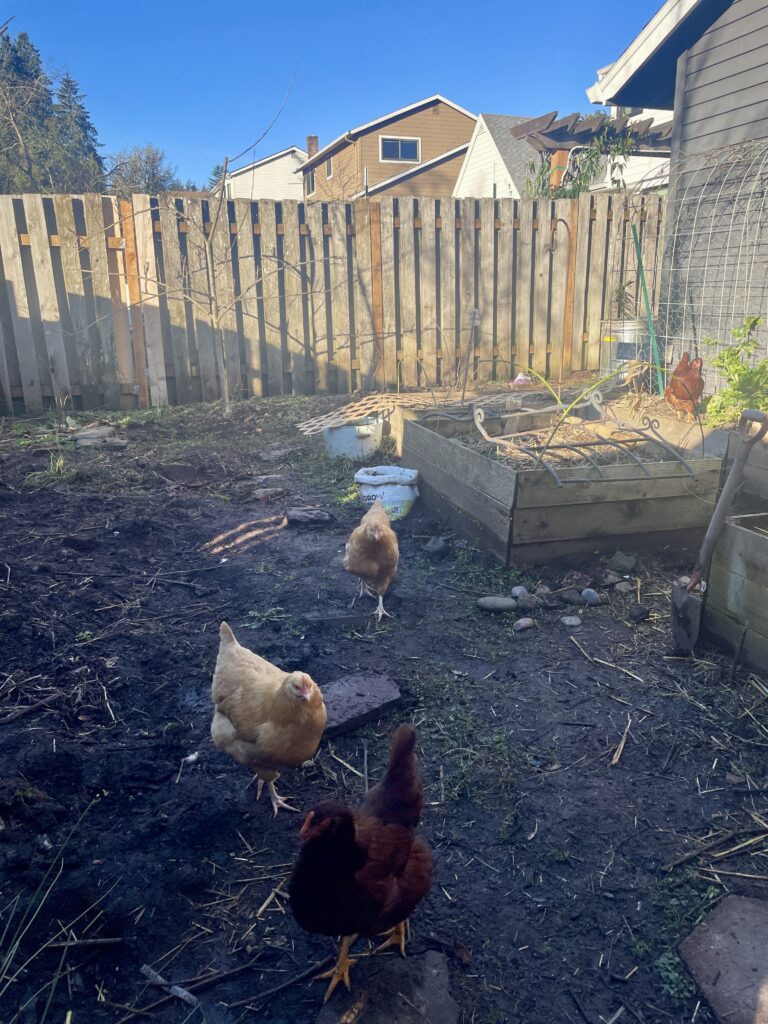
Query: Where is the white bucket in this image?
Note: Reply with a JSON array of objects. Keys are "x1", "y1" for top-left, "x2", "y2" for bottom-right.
[
  {"x1": 322, "y1": 417, "x2": 383, "y2": 460},
  {"x1": 354, "y1": 466, "x2": 419, "y2": 521}
]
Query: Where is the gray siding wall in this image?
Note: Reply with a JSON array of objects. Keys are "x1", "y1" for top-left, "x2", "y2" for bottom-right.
[
  {"x1": 680, "y1": 0, "x2": 768, "y2": 153},
  {"x1": 658, "y1": 0, "x2": 768, "y2": 395}
]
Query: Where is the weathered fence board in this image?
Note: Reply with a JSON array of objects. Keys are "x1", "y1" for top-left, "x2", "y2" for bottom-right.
[{"x1": 0, "y1": 192, "x2": 667, "y2": 413}]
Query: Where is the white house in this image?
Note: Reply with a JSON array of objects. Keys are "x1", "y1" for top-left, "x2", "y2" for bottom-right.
[
  {"x1": 223, "y1": 146, "x2": 307, "y2": 200},
  {"x1": 453, "y1": 114, "x2": 538, "y2": 198}
]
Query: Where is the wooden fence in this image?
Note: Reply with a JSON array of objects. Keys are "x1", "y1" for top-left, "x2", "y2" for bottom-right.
[{"x1": 0, "y1": 192, "x2": 666, "y2": 413}]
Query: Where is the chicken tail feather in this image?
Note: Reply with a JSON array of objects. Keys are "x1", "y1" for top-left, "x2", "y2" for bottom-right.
[{"x1": 219, "y1": 621, "x2": 237, "y2": 647}]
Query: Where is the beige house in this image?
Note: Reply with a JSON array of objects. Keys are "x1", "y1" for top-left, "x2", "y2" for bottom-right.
[{"x1": 298, "y1": 95, "x2": 476, "y2": 200}]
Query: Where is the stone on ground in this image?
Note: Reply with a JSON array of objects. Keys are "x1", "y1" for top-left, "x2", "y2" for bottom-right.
[
  {"x1": 607, "y1": 550, "x2": 637, "y2": 573},
  {"x1": 286, "y1": 506, "x2": 335, "y2": 526},
  {"x1": 680, "y1": 895, "x2": 768, "y2": 1024},
  {"x1": 513, "y1": 617, "x2": 535, "y2": 631},
  {"x1": 477, "y1": 596, "x2": 517, "y2": 612},
  {"x1": 322, "y1": 674, "x2": 401, "y2": 737},
  {"x1": 315, "y1": 951, "x2": 459, "y2": 1024}
]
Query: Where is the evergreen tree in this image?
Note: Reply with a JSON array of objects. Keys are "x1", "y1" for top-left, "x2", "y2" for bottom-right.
[
  {"x1": 53, "y1": 74, "x2": 104, "y2": 191},
  {"x1": 0, "y1": 30, "x2": 104, "y2": 193},
  {"x1": 0, "y1": 31, "x2": 56, "y2": 190},
  {"x1": 208, "y1": 163, "x2": 224, "y2": 190}
]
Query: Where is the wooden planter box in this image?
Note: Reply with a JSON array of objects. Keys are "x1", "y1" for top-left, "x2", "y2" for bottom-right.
[
  {"x1": 705, "y1": 513, "x2": 768, "y2": 671},
  {"x1": 403, "y1": 419, "x2": 723, "y2": 565}
]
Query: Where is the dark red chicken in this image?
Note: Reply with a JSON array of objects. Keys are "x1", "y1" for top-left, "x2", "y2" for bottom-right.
[
  {"x1": 665, "y1": 352, "x2": 705, "y2": 419},
  {"x1": 288, "y1": 725, "x2": 433, "y2": 1001}
]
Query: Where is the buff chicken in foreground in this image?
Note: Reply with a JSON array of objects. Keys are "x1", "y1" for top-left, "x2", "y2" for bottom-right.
[
  {"x1": 288, "y1": 725, "x2": 433, "y2": 1002},
  {"x1": 211, "y1": 622, "x2": 326, "y2": 816},
  {"x1": 343, "y1": 499, "x2": 399, "y2": 623}
]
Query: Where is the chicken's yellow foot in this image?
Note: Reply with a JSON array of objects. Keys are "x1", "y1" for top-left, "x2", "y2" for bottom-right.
[
  {"x1": 372, "y1": 920, "x2": 407, "y2": 957},
  {"x1": 316, "y1": 934, "x2": 358, "y2": 1002},
  {"x1": 372, "y1": 595, "x2": 392, "y2": 623},
  {"x1": 267, "y1": 780, "x2": 298, "y2": 816}
]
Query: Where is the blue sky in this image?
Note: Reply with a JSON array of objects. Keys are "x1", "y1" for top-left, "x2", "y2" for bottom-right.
[{"x1": 21, "y1": 0, "x2": 660, "y2": 185}]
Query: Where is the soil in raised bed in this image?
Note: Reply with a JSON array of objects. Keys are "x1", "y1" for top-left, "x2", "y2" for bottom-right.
[{"x1": 1, "y1": 398, "x2": 767, "y2": 1024}]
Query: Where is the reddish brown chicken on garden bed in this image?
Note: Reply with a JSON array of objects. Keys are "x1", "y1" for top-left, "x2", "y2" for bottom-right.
[
  {"x1": 288, "y1": 725, "x2": 433, "y2": 1001},
  {"x1": 664, "y1": 352, "x2": 705, "y2": 420}
]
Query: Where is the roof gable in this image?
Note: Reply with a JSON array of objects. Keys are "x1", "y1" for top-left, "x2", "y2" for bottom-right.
[
  {"x1": 300, "y1": 95, "x2": 476, "y2": 170},
  {"x1": 228, "y1": 147, "x2": 307, "y2": 178},
  {"x1": 587, "y1": 0, "x2": 733, "y2": 108},
  {"x1": 480, "y1": 114, "x2": 540, "y2": 185}
]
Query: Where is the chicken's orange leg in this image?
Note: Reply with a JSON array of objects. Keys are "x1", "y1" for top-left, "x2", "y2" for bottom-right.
[
  {"x1": 372, "y1": 919, "x2": 407, "y2": 956},
  {"x1": 316, "y1": 933, "x2": 358, "y2": 1002}
]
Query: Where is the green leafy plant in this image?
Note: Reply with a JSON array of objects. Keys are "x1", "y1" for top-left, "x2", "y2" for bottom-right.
[
  {"x1": 523, "y1": 116, "x2": 637, "y2": 199},
  {"x1": 704, "y1": 315, "x2": 768, "y2": 426},
  {"x1": 614, "y1": 280, "x2": 636, "y2": 320}
]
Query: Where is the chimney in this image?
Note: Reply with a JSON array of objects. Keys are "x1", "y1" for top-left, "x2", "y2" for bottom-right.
[{"x1": 306, "y1": 135, "x2": 319, "y2": 158}]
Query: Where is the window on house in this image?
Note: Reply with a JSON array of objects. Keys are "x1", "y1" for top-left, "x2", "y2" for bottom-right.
[
  {"x1": 380, "y1": 137, "x2": 420, "y2": 162},
  {"x1": 306, "y1": 169, "x2": 316, "y2": 195},
  {"x1": 326, "y1": 157, "x2": 333, "y2": 177}
]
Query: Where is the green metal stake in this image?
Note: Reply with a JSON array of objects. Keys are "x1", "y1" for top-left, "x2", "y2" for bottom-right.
[{"x1": 631, "y1": 223, "x2": 665, "y2": 395}]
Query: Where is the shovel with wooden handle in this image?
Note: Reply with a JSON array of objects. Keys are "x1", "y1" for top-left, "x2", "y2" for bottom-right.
[{"x1": 671, "y1": 408, "x2": 768, "y2": 651}]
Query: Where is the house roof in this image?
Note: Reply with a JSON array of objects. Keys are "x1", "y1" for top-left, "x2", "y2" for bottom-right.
[
  {"x1": 586, "y1": 0, "x2": 732, "y2": 109},
  {"x1": 351, "y1": 143, "x2": 470, "y2": 197},
  {"x1": 299, "y1": 95, "x2": 477, "y2": 171},
  {"x1": 479, "y1": 114, "x2": 540, "y2": 185},
  {"x1": 227, "y1": 146, "x2": 307, "y2": 178}
]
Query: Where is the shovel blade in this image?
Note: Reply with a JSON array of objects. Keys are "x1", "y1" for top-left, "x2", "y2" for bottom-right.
[{"x1": 672, "y1": 582, "x2": 704, "y2": 651}]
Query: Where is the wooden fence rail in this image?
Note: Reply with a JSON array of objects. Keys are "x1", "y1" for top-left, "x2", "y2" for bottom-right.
[{"x1": 0, "y1": 192, "x2": 665, "y2": 414}]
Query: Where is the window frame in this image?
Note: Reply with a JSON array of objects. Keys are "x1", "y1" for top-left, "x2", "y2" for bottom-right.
[
  {"x1": 306, "y1": 169, "x2": 316, "y2": 195},
  {"x1": 379, "y1": 136, "x2": 421, "y2": 164},
  {"x1": 326, "y1": 156, "x2": 333, "y2": 178}
]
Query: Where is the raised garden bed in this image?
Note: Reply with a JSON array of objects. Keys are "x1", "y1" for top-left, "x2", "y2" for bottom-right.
[
  {"x1": 403, "y1": 414, "x2": 724, "y2": 564},
  {"x1": 705, "y1": 512, "x2": 768, "y2": 671}
]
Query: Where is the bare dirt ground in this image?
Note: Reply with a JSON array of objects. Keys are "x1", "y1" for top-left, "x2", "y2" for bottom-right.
[{"x1": 1, "y1": 397, "x2": 767, "y2": 1024}]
